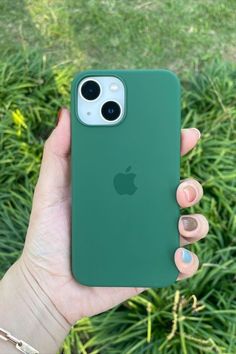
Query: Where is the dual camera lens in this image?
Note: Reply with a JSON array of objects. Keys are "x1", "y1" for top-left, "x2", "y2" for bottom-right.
[{"x1": 80, "y1": 80, "x2": 121, "y2": 121}]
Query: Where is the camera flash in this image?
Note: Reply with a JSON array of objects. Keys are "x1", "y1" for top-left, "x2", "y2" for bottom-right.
[{"x1": 110, "y1": 83, "x2": 119, "y2": 92}]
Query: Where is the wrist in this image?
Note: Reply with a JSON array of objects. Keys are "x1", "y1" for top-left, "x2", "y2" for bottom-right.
[{"x1": 0, "y1": 257, "x2": 71, "y2": 354}]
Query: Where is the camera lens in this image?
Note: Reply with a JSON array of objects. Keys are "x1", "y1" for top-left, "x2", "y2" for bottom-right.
[
  {"x1": 81, "y1": 80, "x2": 101, "y2": 100},
  {"x1": 101, "y1": 101, "x2": 121, "y2": 121}
]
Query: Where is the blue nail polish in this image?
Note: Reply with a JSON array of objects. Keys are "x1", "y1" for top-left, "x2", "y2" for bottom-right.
[{"x1": 181, "y1": 249, "x2": 192, "y2": 263}]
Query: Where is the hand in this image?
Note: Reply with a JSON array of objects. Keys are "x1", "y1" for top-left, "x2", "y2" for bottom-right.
[
  {"x1": 0, "y1": 108, "x2": 208, "y2": 353},
  {"x1": 21, "y1": 108, "x2": 208, "y2": 324}
]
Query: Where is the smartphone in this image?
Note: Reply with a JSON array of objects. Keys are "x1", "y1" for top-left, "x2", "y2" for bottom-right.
[{"x1": 71, "y1": 70, "x2": 180, "y2": 287}]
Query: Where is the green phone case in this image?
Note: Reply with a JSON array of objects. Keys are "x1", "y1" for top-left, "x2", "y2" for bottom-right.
[{"x1": 71, "y1": 70, "x2": 180, "y2": 287}]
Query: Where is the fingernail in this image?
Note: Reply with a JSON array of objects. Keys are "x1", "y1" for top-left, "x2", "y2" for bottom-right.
[
  {"x1": 56, "y1": 108, "x2": 65, "y2": 126},
  {"x1": 183, "y1": 185, "x2": 197, "y2": 202},
  {"x1": 190, "y1": 128, "x2": 201, "y2": 140},
  {"x1": 181, "y1": 248, "x2": 193, "y2": 264},
  {"x1": 181, "y1": 216, "x2": 198, "y2": 231}
]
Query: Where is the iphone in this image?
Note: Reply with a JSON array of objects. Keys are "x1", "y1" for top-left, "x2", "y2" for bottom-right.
[{"x1": 71, "y1": 70, "x2": 180, "y2": 287}]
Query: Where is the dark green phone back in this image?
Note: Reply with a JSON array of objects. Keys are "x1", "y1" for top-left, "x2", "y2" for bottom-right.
[{"x1": 71, "y1": 70, "x2": 180, "y2": 287}]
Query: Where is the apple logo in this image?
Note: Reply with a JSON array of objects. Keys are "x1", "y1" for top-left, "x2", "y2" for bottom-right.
[{"x1": 113, "y1": 166, "x2": 138, "y2": 195}]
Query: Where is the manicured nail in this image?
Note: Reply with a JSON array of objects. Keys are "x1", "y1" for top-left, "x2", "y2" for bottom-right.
[
  {"x1": 181, "y1": 248, "x2": 193, "y2": 264},
  {"x1": 56, "y1": 108, "x2": 65, "y2": 126},
  {"x1": 181, "y1": 216, "x2": 198, "y2": 231},
  {"x1": 191, "y1": 128, "x2": 201, "y2": 140},
  {"x1": 183, "y1": 185, "x2": 197, "y2": 202}
]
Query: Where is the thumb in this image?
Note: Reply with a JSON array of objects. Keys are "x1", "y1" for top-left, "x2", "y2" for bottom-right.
[{"x1": 33, "y1": 108, "x2": 71, "y2": 209}]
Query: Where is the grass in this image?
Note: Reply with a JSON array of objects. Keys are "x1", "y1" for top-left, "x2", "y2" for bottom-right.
[
  {"x1": 0, "y1": 1, "x2": 236, "y2": 353},
  {"x1": 1, "y1": 1, "x2": 236, "y2": 70}
]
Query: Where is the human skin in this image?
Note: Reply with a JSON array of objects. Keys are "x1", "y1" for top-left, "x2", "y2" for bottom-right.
[{"x1": 0, "y1": 108, "x2": 209, "y2": 353}]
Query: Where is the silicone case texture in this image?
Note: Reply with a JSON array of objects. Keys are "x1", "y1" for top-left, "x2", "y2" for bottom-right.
[{"x1": 71, "y1": 70, "x2": 180, "y2": 287}]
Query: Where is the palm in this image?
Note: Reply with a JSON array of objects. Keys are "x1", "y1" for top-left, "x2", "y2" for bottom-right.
[{"x1": 23, "y1": 179, "x2": 140, "y2": 325}]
